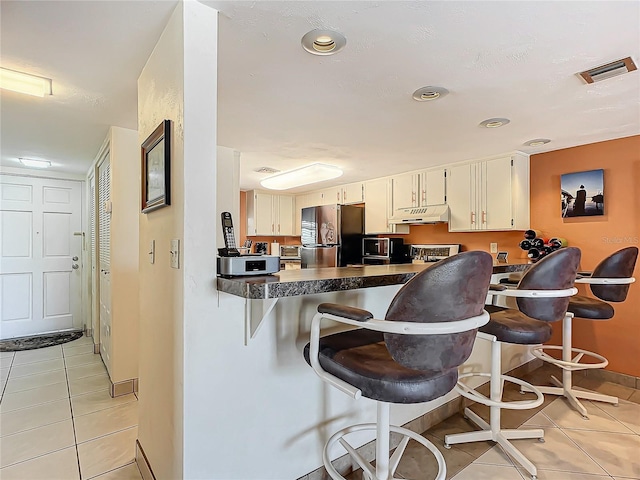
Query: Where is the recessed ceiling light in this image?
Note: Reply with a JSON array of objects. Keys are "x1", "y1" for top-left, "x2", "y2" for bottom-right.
[
  {"x1": 479, "y1": 118, "x2": 511, "y2": 128},
  {"x1": 260, "y1": 163, "x2": 343, "y2": 190},
  {"x1": 19, "y1": 158, "x2": 51, "y2": 168},
  {"x1": 524, "y1": 139, "x2": 551, "y2": 147},
  {"x1": 1, "y1": 68, "x2": 52, "y2": 97},
  {"x1": 301, "y1": 29, "x2": 346, "y2": 56},
  {"x1": 412, "y1": 86, "x2": 449, "y2": 102}
]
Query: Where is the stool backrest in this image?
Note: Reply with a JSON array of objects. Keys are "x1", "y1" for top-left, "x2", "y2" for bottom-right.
[
  {"x1": 590, "y1": 246, "x2": 638, "y2": 302},
  {"x1": 517, "y1": 247, "x2": 581, "y2": 322},
  {"x1": 383, "y1": 251, "x2": 493, "y2": 371}
]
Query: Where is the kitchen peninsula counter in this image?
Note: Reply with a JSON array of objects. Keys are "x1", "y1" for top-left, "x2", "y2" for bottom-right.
[{"x1": 217, "y1": 261, "x2": 530, "y2": 300}]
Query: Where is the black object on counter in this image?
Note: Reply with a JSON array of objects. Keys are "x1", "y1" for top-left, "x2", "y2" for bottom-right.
[{"x1": 519, "y1": 239, "x2": 532, "y2": 251}]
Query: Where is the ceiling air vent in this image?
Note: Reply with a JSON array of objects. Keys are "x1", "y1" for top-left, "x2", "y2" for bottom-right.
[
  {"x1": 253, "y1": 167, "x2": 280, "y2": 174},
  {"x1": 579, "y1": 57, "x2": 637, "y2": 84}
]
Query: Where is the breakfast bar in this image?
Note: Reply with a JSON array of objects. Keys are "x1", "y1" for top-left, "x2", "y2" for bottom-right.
[{"x1": 216, "y1": 262, "x2": 530, "y2": 299}]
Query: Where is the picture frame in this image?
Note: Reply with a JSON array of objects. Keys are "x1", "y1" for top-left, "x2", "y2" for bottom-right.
[
  {"x1": 141, "y1": 119, "x2": 171, "y2": 213},
  {"x1": 560, "y1": 169, "x2": 604, "y2": 218}
]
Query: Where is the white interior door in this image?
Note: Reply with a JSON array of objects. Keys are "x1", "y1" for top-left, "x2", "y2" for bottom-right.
[{"x1": 0, "y1": 175, "x2": 83, "y2": 339}]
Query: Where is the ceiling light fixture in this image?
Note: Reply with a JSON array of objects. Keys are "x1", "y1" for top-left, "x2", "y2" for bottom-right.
[
  {"x1": 479, "y1": 118, "x2": 510, "y2": 128},
  {"x1": 1, "y1": 68, "x2": 52, "y2": 97},
  {"x1": 301, "y1": 29, "x2": 346, "y2": 56},
  {"x1": 524, "y1": 139, "x2": 551, "y2": 147},
  {"x1": 412, "y1": 86, "x2": 449, "y2": 102},
  {"x1": 260, "y1": 163, "x2": 343, "y2": 190},
  {"x1": 19, "y1": 158, "x2": 51, "y2": 168}
]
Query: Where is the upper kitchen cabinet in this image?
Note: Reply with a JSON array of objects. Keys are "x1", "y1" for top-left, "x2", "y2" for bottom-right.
[
  {"x1": 391, "y1": 172, "x2": 420, "y2": 210},
  {"x1": 246, "y1": 190, "x2": 295, "y2": 236},
  {"x1": 314, "y1": 183, "x2": 364, "y2": 205},
  {"x1": 391, "y1": 168, "x2": 446, "y2": 211},
  {"x1": 420, "y1": 168, "x2": 446, "y2": 206},
  {"x1": 447, "y1": 153, "x2": 529, "y2": 232},
  {"x1": 364, "y1": 178, "x2": 410, "y2": 234},
  {"x1": 341, "y1": 182, "x2": 364, "y2": 204}
]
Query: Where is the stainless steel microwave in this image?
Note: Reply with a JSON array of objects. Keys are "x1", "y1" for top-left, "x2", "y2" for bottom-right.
[{"x1": 362, "y1": 237, "x2": 408, "y2": 261}]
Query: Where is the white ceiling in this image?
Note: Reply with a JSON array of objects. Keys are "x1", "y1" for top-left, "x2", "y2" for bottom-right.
[{"x1": 2, "y1": 1, "x2": 639, "y2": 192}]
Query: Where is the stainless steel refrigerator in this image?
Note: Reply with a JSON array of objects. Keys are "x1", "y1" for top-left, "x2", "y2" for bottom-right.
[{"x1": 301, "y1": 204, "x2": 364, "y2": 268}]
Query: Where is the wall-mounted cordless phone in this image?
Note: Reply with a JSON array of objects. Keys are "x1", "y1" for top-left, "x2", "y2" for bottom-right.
[{"x1": 219, "y1": 212, "x2": 240, "y2": 257}]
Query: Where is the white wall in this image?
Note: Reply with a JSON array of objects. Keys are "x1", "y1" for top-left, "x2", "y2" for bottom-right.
[
  {"x1": 137, "y1": 3, "x2": 186, "y2": 478},
  {"x1": 216, "y1": 146, "x2": 240, "y2": 250},
  {"x1": 137, "y1": 1, "x2": 219, "y2": 478}
]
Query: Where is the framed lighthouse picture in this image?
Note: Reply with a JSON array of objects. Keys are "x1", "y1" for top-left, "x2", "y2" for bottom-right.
[{"x1": 560, "y1": 169, "x2": 604, "y2": 218}]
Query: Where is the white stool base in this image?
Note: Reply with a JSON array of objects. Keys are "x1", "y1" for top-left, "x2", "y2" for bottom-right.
[
  {"x1": 323, "y1": 402, "x2": 446, "y2": 480},
  {"x1": 445, "y1": 407, "x2": 543, "y2": 480},
  {"x1": 525, "y1": 314, "x2": 618, "y2": 419},
  {"x1": 445, "y1": 338, "x2": 544, "y2": 480}
]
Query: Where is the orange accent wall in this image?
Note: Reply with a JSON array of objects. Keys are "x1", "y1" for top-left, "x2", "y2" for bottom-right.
[
  {"x1": 400, "y1": 224, "x2": 529, "y2": 261},
  {"x1": 530, "y1": 135, "x2": 640, "y2": 376}
]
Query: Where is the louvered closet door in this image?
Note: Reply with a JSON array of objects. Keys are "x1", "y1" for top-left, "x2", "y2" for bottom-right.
[
  {"x1": 89, "y1": 174, "x2": 98, "y2": 341},
  {"x1": 97, "y1": 154, "x2": 112, "y2": 372}
]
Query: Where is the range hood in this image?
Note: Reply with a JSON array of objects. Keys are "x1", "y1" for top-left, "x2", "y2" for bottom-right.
[{"x1": 388, "y1": 204, "x2": 450, "y2": 225}]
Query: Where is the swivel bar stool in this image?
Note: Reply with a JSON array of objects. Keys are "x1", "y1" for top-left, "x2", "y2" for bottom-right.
[
  {"x1": 445, "y1": 247, "x2": 581, "y2": 480},
  {"x1": 526, "y1": 246, "x2": 638, "y2": 418},
  {"x1": 304, "y1": 251, "x2": 493, "y2": 480}
]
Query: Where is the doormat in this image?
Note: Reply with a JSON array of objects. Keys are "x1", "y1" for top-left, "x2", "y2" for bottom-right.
[{"x1": 0, "y1": 330, "x2": 84, "y2": 352}]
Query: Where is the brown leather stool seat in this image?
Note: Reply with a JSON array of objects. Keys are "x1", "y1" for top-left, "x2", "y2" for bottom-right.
[
  {"x1": 567, "y1": 295, "x2": 614, "y2": 319},
  {"x1": 481, "y1": 306, "x2": 553, "y2": 345},
  {"x1": 304, "y1": 330, "x2": 458, "y2": 404}
]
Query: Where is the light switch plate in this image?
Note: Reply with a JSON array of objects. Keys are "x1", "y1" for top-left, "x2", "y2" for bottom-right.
[
  {"x1": 490, "y1": 242, "x2": 498, "y2": 253},
  {"x1": 170, "y1": 239, "x2": 180, "y2": 269},
  {"x1": 149, "y1": 240, "x2": 155, "y2": 264}
]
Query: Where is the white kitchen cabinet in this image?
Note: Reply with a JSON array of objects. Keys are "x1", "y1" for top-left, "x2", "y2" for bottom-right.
[
  {"x1": 364, "y1": 178, "x2": 410, "y2": 234},
  {"x1": 277, "y1": 195, "x2": 294, "y2": 235},
  {"x1": 313, "y1": 182, "x2": 364, "y2": 206},
  {"x1": 447, "y1": 153, "x2": 529, "y2": 232},
  {"x1": 246, "y1": 190, "x2": 295, "y2": 236},
  {"x1": 420, "y1": 168, "x2": 446, "y2": 206},
  {"x1": 391, "y1": 173, "x2": 420, "y2": 210},
  {"x1": 391, "y1": 168, "x2": 446, "y2": 212},
  {"x1": 341, "y1": 182, "x2": 364, "y2": 204},
  {"x1": 318, "y1": 186, "x2": 341, "y2": 205}
]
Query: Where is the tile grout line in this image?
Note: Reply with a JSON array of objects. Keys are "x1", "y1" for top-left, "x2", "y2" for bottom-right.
[
  {"x1": 0, "y1": 353, "x2": 15, "y2": 401},
  {"x1": 62, "y1": 345, "x2": 84, "y2": 480},
  {"x1": 84, "y1": 460, "x2": 138, "y2": 480},
  {"x1": 538, "y1": 402, "x2": 620, "y2": 478}
]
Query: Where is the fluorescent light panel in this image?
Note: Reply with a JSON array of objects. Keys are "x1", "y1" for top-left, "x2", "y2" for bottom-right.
[
  {"x1": 1, "y1": 68, "x2": 52, "y2": 97},
  {"x1": 19, "y1": 158, "x2": 51, "y2": 168},
  {"x1": 260, "y1": 163, "x2": 343, "y2": 190}
]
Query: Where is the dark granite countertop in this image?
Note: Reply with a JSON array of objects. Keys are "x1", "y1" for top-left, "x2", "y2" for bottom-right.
[{"x1": 216, "y1": 261, "x2": 530, "y2": 300}]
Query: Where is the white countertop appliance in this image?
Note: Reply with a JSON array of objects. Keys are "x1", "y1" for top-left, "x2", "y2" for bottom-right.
[
  {"x1": 217, "y1": 255, "x2": 280, "y2": 276},
  {"x1": 410, "y1": 244, "x2": 460, "y2": 263}
]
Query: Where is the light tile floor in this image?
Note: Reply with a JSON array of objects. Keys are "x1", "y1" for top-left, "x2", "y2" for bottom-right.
[
  {"x1": 345, "y1": 364, "x2": 640, "y2": 480},
  {"x1": 0, "y1": 336, "x2": 141, "y2": 480}
]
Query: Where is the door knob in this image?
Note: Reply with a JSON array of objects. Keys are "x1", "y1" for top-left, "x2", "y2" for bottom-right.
[
  {"x1": 72, "y1": 256, "x2": 79, "y2": 261},
  {"x1": 72, "y1": 264, "x2": 79, "y2": 269}
]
